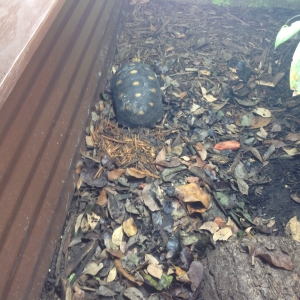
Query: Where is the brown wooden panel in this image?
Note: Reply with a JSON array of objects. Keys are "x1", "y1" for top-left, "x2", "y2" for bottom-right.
[{"x1": 0, "y1": 0, "x2": 127, "y2": 299}]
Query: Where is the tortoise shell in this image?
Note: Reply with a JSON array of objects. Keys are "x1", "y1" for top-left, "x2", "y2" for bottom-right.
[{"x1": 111, "y1": 62, "x2": 164, "y2": 128}]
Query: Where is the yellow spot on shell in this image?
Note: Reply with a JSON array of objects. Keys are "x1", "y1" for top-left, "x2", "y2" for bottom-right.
[
  {"x1": 119, "y1": 93, "x2": 124, "y2": 99},
  {"x1": 116, "y1": 80, "x2": 122, "y2": 86},
  {"x1": 138, "y1": 110, "x2": 144, "y2": 115},
  {"x1": 132, "y1": 81, "x2": 140, "y2": 86},
  {"x1": 125, "y1": 105, "x2": 130, "y2": 110},
  {"x1": 148, "y1": 76, "x2": 155, "y2": 80},
  {"x1": 130, "y1": 70, "x2": 138, "y2": 75},
  {"x1": 149, "y1": 102, "x2": 154, "y2": 106},
  {"x1": 150, "y1": 88, "x2": 156, "y2": 93},
  {"x1": 135, "y1": 93, "x2": 141, "y2": 97}
]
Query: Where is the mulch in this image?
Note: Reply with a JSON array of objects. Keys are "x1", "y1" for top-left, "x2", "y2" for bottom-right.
[{"x1": 41, "y1": 1, "x2": 300, "y2": 299}]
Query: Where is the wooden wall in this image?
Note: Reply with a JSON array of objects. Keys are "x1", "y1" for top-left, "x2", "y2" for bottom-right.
[{"x1": 0, "y1": 0, "x2": 127, "y2": 299}]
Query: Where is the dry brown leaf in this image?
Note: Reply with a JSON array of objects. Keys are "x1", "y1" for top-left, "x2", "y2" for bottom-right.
[
  {"x1": 123, "y1": 217, "x2": 138, "y2": 237},
  {"x1": 250, "y1": 116, "x2": 272, "y2": 128},
  {"x1": 114, "y1": 259, "x2": 143, "y2": 286},
  {"x1": 147, "y1": 264, "x2": 163, "y2": 279},
  {"x1": 194, "y1": 142, "x2": 207, "y2": 161},
  {"x1": 85, "y1": 136, "x2": 94, "y2": 147},
  {"x1": 213, "y1": 227, "x2": 232, "y2": 243},
  {"x1": 283, "y1": 147, "x2": 300, "y2": 156},
  {"x1": 291, "y1": 192, "x2": 300, "y2": 203},
  {"x1": 203, "y1": 93, "x2": 218, "y2": 102},
  {"x1": 174, "y1": 266, "x2": 186, "y2": 276},
  {"x1": 142, "y1": 183, "x2": 162, "y2": 212},
  {"x1": 177, "y1": 272, "x2": 191, "y2": 283},
  {"x1": 150, "y1": 24, "x2": 158, "y2": 32},
  {"x1": 75, "y1": 213, "x2": 84, "y2": 234},
  {"x1": 82, "y1": 262, "x2": 104, "y2": 276},
  {"x1": 252, "y1": 107, "x2": 272, "y2": 117},
  {"x1": 199, "y1": 221, "x2": 219, "y2": 234},
  {"x1": 126, "y1": 168, "x2": 159, "y2": 179},
  {"x1": 155, "y1": 148, "x2": 182, "y2": 167},
  {"x1": 87, "y1": 212, "x2": 101, "y2": 230},
  {"x1": 108, "y1": 169, "x2": 126, "y2": 180},
  {"x1": 214, "y1": 140, "x2": 240, "y2": 151},
  {"x1": 179, "y1": 91, "x2": 187, "y2": 99},
  {"x1": 248, "y1": 245, "x2": 293, "y2": 270},
  {"x1": 112, "y1": 226, "x2": 124, "y2": 246},
  {"x1": 189, "y1": 155, "x2": 206, "y2": 168},
  {"x1": 285, "y1": 216, "x2": 300, "y2": 242},
  {"x1": 226, "y1": 217, "x2": 239, "y2": 234},
  {"x1": 249, "y1": 147, "x2": 263, "y2": 163},
  {"x1": 80, "y1": 216, "x2": 90, "y2": 233},
  {"x1": 214, "y1": 216, "x2": 227, "y2": 228},
  {"x1": 174, "y1": 183, "x2": 210, "y2": 214},
  {"x1": 124, "y1": 287, "x2": 145, "y2": 300},
  {"x1": 285, "y1": 132, "x2": 300, "y2": 141},
  {"x1": 97, "y1": 189, "x2": 108, "y2": 206},
  {"x1": 107, "y1": 267, "x2": 117, "y2": 282},
  {"x1": 186, "y1": 176, "x2": 200, "y2": 183},
  {"x1": 106, "y1": 248, "x2": 124, "y2": 259},
  {"x1": 145, "y1": 254, "x2": 159, "y2": 265}
]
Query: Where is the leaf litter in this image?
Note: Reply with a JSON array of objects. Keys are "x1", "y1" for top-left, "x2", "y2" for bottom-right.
[{"x1": 42, "y1": 1, "x2": 300, "y2": 299}]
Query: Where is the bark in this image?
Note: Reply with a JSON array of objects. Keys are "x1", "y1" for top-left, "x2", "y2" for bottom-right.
[{"x1": 200, "y1": 236, "x2": 300, "y2": 300}]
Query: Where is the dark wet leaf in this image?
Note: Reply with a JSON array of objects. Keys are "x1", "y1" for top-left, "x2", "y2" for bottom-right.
[
  {"x1": 166, "y1": 235, "x2": 181, "y2": 259},
  {"x1": 188, "y1": 261, "x2": 204, "y2": 292},
  {"x1": 107, "y1": 191, "x2": 125, "y2": 224},
  {"x1": 248, "y1": 245, "x2": 293, "y2": 271},
  {"x1": 81, "y1": 158, "x2": 107, "y2": 188}
]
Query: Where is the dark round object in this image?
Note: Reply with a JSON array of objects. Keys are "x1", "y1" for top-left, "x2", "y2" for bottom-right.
[{"x1": 111, "y1": 62, "x2": 164, "y2": 128}]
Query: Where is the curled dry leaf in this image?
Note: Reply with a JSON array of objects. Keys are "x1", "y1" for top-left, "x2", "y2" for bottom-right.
[
  {"x1": 214, "y1": 140, "x2": 240, "y2": 151},
  {"x1": 114, "y1": 259, "x2": 143, "y2": 286},
  {"x1": 174, "y1": 183, "x2": 211, "y2": 214},
  {"x1": 123, "y1": 217, "x2": 138, "y2": 237}
]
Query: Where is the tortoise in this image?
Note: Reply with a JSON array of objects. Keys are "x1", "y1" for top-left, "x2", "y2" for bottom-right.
[{"x1": 110, "y1": 62, "x2": 164, "y2": 128}]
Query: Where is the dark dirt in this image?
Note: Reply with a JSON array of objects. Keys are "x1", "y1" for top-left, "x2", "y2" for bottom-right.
[{"x1": 250, "y1": 158, "x2": 300, "y2": 233}]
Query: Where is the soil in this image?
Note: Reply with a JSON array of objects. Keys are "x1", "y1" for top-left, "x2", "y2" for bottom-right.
[{"x1": 41, "y1": 1, "x2": 300, "y2": 299}]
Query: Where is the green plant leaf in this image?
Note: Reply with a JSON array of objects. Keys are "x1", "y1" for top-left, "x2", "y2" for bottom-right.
[
  {"x1": 290, "y1": 42, "x2": 300, "y2": 95},
  {"x1": 275, "y1": 21, "x2": 300, "y2": 49}
]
